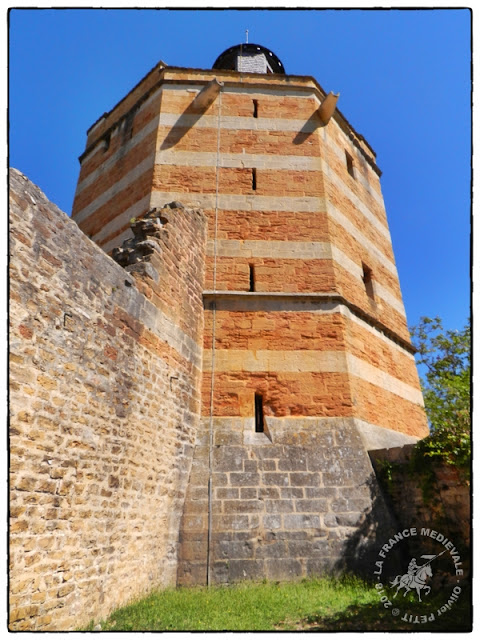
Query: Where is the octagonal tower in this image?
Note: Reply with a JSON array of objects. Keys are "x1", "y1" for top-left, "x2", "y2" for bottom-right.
[{"x1": 72, "y1": 42, "x2": 428, "y2": 585}]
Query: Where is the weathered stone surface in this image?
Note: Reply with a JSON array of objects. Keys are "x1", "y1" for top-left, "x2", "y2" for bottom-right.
[
  {"x1": 178, "y1": 419, "x2": 399, "y2": 585},
  {"x1": 227, "y1": 559, "x2": 264, "y2": 581},
  {"x1": 9, "y1": 169, "x2": 207, "y2": 630},
  {"x1": 12, "y1": 44, "x2": 433, "y2": 625},
  {"x1": 265, "y1": 558, "x2": 303, "y2": 580},
  {"x1": 371, "y1": 445, "x2": 471, "y2": 573}
]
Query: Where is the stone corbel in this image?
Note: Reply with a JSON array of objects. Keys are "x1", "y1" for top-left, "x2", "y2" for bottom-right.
[
  {"x1": 317, "y1": 91, "x2": 340, "y2": 126},
  {"x1": 192, "y1": 78, "x2": 224, "y2": 110}
]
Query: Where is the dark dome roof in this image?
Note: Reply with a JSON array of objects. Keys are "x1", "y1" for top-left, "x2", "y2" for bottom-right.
[{"x1": 213, "y1": 43, "x2": 285, "y2": 74}]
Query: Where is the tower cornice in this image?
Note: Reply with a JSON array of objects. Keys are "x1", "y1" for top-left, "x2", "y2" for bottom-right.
[{"x1": 82, "y1": 65, "x2": 380, "y2": 176}]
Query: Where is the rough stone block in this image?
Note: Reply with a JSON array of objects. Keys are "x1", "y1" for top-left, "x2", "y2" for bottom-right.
[
  {"x1": 259, "y1": 459, "x2": 276, "y2": 471},
  {"x1": 286, "y1": 539, "x2": 316, "y2": 557},
  {"x1": 296, "y1": 499, "x2": 328, "y2": 513},
  {"x1": 263, "y1": 514, "x2": 282, "y2": 529},
  {"x1": 305, "y1": 487, "x2": 337, "y2": 499},
  {"x1": 228, "y1": 559, "x2": 264, "y2": 582},
  {"x1": 277, "y1": 449, "x2": 307, "y2": 471},
  {"x1": 210, "y1": 562, "x2": 229, "y2": 584},
  {"x1": 284, "y1": 514, "x2": 321, "y2": 529},
  {"x1": 273, "y1": 530, "x2": 310, "y2": 540},
  {"x1": 259, "y1": 487, "x2": 280, "y2": 499},
  {"x1": 214, "y1": 431, "x2": 243, "y2": 446},
  {"x1": 290, "y1": 472, "x2": 321, "y2": 487},
  {"x1": 306, "y1": 557, "x2": 335, "y2": 576},
  {"x1": 306, "y1": 453, "x2": 331, "y2": 472},
  {"x1": 265, "y1": 558, "x2": 303, "y2": 580},
  {"x1": 213, "y1": 446, "x2": 247, "y2": 472},
  {"x1": 323, "y1": 470, "x2": 356, "y2": 487},
  {"x1": 240, "y1": 487, "x2": 257, "y2": 499},
  {"x1": 263, "y1": 473, "x2": 290, "y2": 486},
  {"x1": 335, "y1": 512, "x2": 365, "y2": 527},
  {"x1": 243, "y1": 460, "x2": 258, "y2": 473},
  {"x1": 252, "y1": 445, "x2": 285, "y2": 460},
  {"x1": 229, "y1": 472, "x2": 260, "y2": 486},
  {"x1": 280, "y1": 487, "x2": 304, "y2": 499},
  {"x1": 223, "y1": 500, "x2": 263, "y2": 514},
  {"x1": 215, "y1": 488, "x2": 239, "y2": 500},
  {"x1": 255, "y1": 540, "x2": 287, "y2": 558},
  {"x1": 265, "y1": 499, "x2": 294, "y2": 513},
  {"x1": 177, "y1": 562, "x2": 207, "y2": 586},
  {"x1": 212, "y1": 515, "x2": 249, "y2": 531},
  {"x1": 323, "y1": 513, "x2": 338, "y2": 527},
  {"x1": 312, "y1": 538, "x2": 330, "y2": 554},
  {"x1": 215, "y1": 540, "x2": 254, "y2": 560}
]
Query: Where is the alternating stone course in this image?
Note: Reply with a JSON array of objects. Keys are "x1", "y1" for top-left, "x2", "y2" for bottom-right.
[{"x1": 10, "y1": 45, "x2": 434, "y2": 631}]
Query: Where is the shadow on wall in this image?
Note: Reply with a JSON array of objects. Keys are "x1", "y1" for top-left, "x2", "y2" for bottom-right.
[
  {"x1": 337, "y1": 448, "x2": 471, "y2": 609},
  {"x1": 332, "y1": 471, "x2": 407, "y2": 580},
  {"x1": 292, "y1": 112, "x2": 321, "y2": 145},
  {"x1": 368, "y1": 446, "x2": 471, "y2": 586},
  {"x1": 160, "y1": 90, "x2": 219, "y2": 150}
]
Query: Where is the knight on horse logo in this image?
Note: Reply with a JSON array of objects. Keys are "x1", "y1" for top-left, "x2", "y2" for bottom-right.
[{"x1": 390, "y1": 550, "x2": 446, "y2": 602}]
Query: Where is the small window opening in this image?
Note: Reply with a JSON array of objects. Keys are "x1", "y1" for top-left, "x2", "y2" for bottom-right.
[
  {"x1": 252, "y1": 168, "x2": 257, "y2": 191},
  {"x1": 362, "y1": 263, "x2": 375, "y2": 299},
  {"x1": 253, "y1": 99, "x2": 259, "y2": 118},
  {"x1": 249, "y1": 264, "x2": 255, "y2": 292},
  {"x1": 123, "y1": 112, "x2": 135, "y2": 141},
  {"x1": 103, "y1": 133, "x2": 111, "y2": 152},
  {"x1": 255, "y1": 394, "x2": 265, "y2": 433},
  {"x1": 345, "y1": 151, "x2": 355, "y2": 178}
]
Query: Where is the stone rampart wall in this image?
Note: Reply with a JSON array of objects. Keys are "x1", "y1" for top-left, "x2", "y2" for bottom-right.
[
  {"x1": 369, "y1": 445, "x2": 471, "y2": 580},
  {"x1": 9, "y1": 169, "x2": 207, "y2": 630}
]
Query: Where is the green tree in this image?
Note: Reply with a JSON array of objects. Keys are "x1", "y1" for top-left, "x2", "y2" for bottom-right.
[{"x1": 410, "y1": 316, "x2": 471, "y2": 469}]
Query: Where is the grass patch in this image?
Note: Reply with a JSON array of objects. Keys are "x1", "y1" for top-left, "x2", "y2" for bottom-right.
[{"x1": 83, "y1": 576, "x2": 471, "y2": 632}]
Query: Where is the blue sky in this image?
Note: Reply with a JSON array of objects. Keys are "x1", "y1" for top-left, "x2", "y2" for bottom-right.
[{"x1": 8, "y1": 7, "x2": 471, "y2": 338}]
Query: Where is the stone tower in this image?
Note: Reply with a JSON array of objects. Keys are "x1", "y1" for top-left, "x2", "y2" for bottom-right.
[{"x1": 72, "y1": 43, "x2": 428, "y2": 585}]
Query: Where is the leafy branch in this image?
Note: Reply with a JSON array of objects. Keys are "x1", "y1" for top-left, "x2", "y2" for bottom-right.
[{"x1": 410, "y1": 316, "x2": 471, "y2": 474}]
